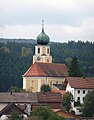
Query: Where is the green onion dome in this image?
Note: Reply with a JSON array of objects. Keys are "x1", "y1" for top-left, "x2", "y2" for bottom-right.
[{"x1": 37, "y1": 21, "x2": 50, "y2": 45}]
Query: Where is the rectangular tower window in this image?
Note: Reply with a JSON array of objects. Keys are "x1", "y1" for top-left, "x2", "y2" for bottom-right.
[
  {"x1": 47, "y1": 48, "x2": 49, "y2": 54},
  {"x1": 38, "y1": 48, "x2": 40, "y2": 53}
]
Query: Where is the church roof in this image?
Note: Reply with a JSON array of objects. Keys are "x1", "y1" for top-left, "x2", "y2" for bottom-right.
[
  {"x1": 23, "y1": 62, "x2": 68, "y2": 77},
  {"x1": 66, "y1": 77, "x2": 94, "y2": 89}
]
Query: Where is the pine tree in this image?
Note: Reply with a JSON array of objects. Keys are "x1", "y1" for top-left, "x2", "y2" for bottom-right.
[{"x1": 69, "y1": 56, "x2": 82, "y2": 77}]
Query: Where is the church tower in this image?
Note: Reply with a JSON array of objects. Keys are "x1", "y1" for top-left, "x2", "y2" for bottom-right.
[{"x1": 33, "y1": 21, "x2": 52, "y2": 64}]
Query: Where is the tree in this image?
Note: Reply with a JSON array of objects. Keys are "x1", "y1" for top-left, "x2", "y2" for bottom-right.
[
  {"x1": 8, "y1": 86, "x2": 26, "y2": 92},
  {"x1": 69, "y1": 56, "x2": 82, "y2": 77},
  {"x1": 62, "y1": 92, "x2": 74, "y2": 112},
  {"x1": 0, "y1": 41, "x2": 94, "y2": 92},
  {"x1": 27, "y1": 116, "x2": 43, "y2": 120},
  {"x1": 7, "y1": 111, "x2": 23, "y2": 120},
  {"x1": 41, "y1": 84, "x2": 51, "y2": 92},
  {"x1": 31, "y1": 107, "x2": 64, "y2": 120},
  {"x1": 81, "y1": 90, "x2": 94, "y2": 117},
  {"x1": 47, "y1": 114, "x2": 64, "y2": 120},
  {"x1": 32, "y1": 107, "x2": 53, "y2": 120}
]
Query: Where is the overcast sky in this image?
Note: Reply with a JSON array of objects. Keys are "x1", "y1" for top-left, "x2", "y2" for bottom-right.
[{"x1": 0, "y1": 0, "x2": 94, "y2": 43}]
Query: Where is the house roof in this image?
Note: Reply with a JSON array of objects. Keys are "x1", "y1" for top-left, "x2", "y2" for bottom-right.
[
  {"x1": 66, "y1": 77, "x2": 94, "y2": 89},
  {"x1": 36, "y1": 92, "x2": 62, "y2": 103},
  {"x1": 0, "y1": 92, "x2": 37, "y2": 103},
  {"x1": 51, "y1": 90, "x2": 66, "y2": 95},
  {"x1": 0, "y1": 103, "x2": 28, "y2": 117},
  {"x1": 53, "y1": 109, "x2": 80, "y2": 119},
  {"x1": 0, "y1": 92, "x2": 62, "y2": 107},
  {"x1": 23, "y1": 62, "x2": 68, "y2": 77}
]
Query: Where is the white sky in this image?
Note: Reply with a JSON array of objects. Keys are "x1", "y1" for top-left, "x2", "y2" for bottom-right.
[{"x1": 0, "y1": 0, "x2": 94, "y2": 43}]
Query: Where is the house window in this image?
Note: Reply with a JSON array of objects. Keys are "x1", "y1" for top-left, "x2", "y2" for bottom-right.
[
  {"x1": 47, "y1": 48, "x2": 49, "y2": 54},
  {"x1": 77, "y1": 108, "x2": 81, "y2": 112},
  {"x1": 83, "y1": 90, "x2": 85, "y2": 94},
  {"x1": 77, "y1": 97, "x2": 80, "y2": 101},
  {"x1": 88, "y1": 90, "x2": 90, "y2": 93},
  {"x1": 78, "y1": 90, "x2": 80, "y2": 94},
  {"x1": 38, "y1": 48, "x2": 40, "y2": 53},
  {"x1": 79, "y1": 109, "x2": 81, "y2": 112}
]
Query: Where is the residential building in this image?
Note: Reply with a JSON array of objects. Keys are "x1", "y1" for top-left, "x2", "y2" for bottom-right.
[
  {"x1": 0, "y1": 92, "x2": 62, "y2": 119},
  {"x1": 0, "y1": 92, "x2": 37, "y2": 117},
  {"x1": 0, "y1": 103, "x2": 28, "y2": 120},
  {"x1": 65, "y1": 77, "x2": 94, "y2": 115}
]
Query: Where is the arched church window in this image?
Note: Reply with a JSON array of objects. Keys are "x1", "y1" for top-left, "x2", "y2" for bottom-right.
[
  {"x1": 50, "y1": 81, "x2": 52, "y2": 86},
  {"x1": 30, "y1": 80, "x2": 33, "y2": 92},
  {"x1": 56, "y1": 81, "x2": 58, "y2": 84},
  {"x1": 30, "y1": 80, "x2": 33, "y2": 88}
]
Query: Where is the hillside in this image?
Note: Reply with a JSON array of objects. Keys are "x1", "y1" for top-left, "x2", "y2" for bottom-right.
[{"x1": 0, "y1": 39, "x2": 94, "y2": 91}]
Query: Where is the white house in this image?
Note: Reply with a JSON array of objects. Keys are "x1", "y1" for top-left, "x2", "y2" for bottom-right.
[{"x1": 65, "y1": 77, "x2": 94, "y2": 115}]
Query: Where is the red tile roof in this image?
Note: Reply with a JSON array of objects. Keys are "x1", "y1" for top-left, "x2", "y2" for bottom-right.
[
  {"x1": 36, "y1": 92, "x2": 62, "y2": 103},
  {"x1": 67, "y1": 77, "x2": 94, "y2": 89},
  {"x1": 23, "y1": 62, "x2": 68, "y2": 77},
  {"x1": 51, "y1": 90, "x2": 66, "y2": 95}
]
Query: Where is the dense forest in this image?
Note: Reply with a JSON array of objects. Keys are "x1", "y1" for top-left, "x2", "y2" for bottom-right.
[{"x1": 0, "y1": 38, "x2": 94, "y2": 91}]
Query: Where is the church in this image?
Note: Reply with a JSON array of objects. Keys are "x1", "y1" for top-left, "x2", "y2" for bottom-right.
[{"x1": 23, "y1": 21, "x2": 68, "y2": 92}]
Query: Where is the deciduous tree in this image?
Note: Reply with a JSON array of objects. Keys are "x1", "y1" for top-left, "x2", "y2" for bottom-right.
[
  {"x1": 7, "y1": 111, "x2": 23, "y2": 120},
  {"x1": 41, "y1": 84, "x2": 51, "y2": 92},
  {"x1": 62, "y1": 92, "x2": 74, "y2": 112},
  {"x1": 81, "y1": 90, "x2": 94, "y2": 117},
  {"x1": 32, "y1": 107, "x2": 53, "y2": 120}
]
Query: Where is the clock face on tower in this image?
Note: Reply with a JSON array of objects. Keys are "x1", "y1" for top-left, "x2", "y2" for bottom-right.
[{"x1": 37, "y1": 56, "x2": 41, "y2": 61}]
